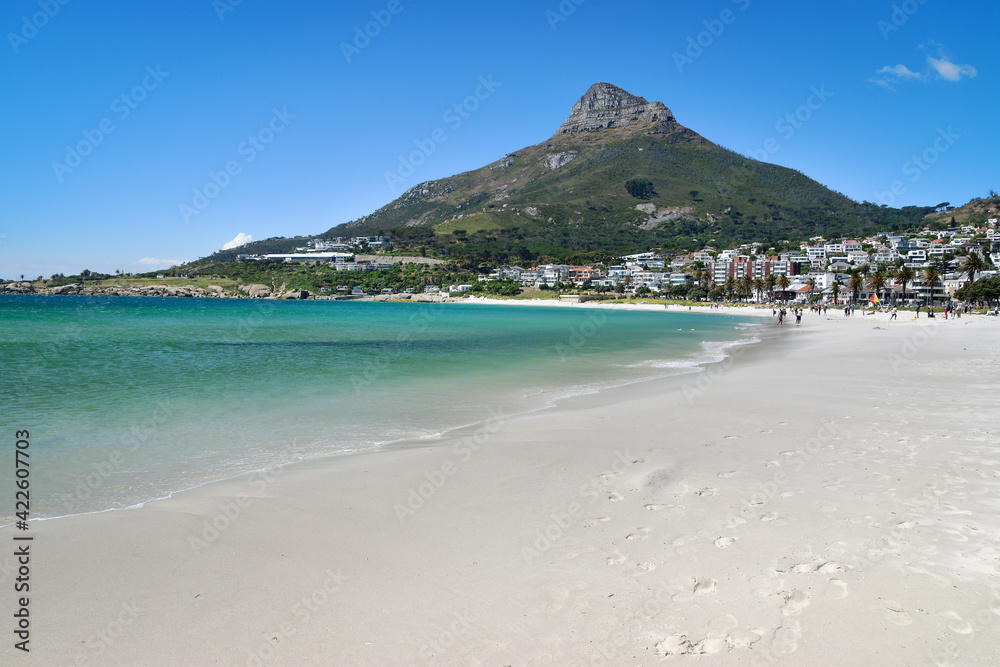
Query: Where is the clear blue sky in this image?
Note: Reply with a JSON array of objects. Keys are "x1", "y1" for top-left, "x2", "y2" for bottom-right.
[{"x1": 1, "y1": 0, "x2": 996, "y2": 279}]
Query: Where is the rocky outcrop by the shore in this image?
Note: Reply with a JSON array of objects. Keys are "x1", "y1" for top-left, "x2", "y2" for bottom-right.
[
  {"x1": 0, "y1": 281, "x2": 457, "y2": 302},
  {"x1": 0, "y1": 282, "x2": 231, "y2": 298}
]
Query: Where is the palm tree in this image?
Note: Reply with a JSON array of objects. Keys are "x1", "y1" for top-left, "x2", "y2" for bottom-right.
[
  {"x1": 764, "y1": 273, "x2": 777, "y2": 302},
  {"x1": 724, "y1": 276, "x2": 736, "y2": 301},
  {"x1": 848, "y1": 272, "x2": 865, "y2": 305},
  {"x1": 959, "y1": 251, "x2": 986, "y2": 286},
  {"x1": 774, "y1": 274, "x2": 789, "y2": 303},
  {"x1": 753, "y1": 278, "x2": 765, "y2": 303},
  {"x1": 692, "y1": 268, "x2": 703, "y2": 289},
  {"x1": 894, "y1": 265, "x2": 914, "y2": 305},
  {"x1": 867, "y1": 271, "x2": 888, "y2": 305},
  {"x1": 831, "y1": 281, "x2": 841, "y2": 305},
  {"x1": 922, "y1": 267, "x2": 941, "y2": 306},
  {"x1": 739, "y1": 274, "x2": 754, "y2": 302},
  {"x1": 806, "y1": 277, "x2": 817, "y2": 304}
]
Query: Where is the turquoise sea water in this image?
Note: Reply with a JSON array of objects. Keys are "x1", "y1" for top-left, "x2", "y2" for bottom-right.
[{"x1": 0, "y1": 296, "x2": 760, "y2": 521}]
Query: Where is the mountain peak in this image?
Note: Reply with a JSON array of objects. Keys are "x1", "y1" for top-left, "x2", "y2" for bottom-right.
[
  {"x1": 573, "y1": 82, "x2": 650, "y2": 112},
  {"x1": 556, "y1": 83, "x2": 683, "y2": 137}
]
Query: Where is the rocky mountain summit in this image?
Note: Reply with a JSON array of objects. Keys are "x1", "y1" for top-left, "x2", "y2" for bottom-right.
[{"x1": 554, "y1": 82, "x2": 701, "y2": 139}]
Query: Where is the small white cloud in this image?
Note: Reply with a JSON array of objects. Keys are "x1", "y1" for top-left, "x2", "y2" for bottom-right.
[
  {"x1": 136, "y1": 257, "x2": 182, "y2": 267},
  {"x1": 222, "y1": 232, "x2": 253, "y2": 250},
  {"x1": 927, "y1": 56, "x2": 977, "y2": 82},
  {"x1": 870, "y1": 45, "x2": 977, "y2": 89},
  {"x1": 877, "y1": 64, "x2": 921, "y2": 80},
  {"x1": 868, "y1": 64, "x2": 923, "y2": 89}
]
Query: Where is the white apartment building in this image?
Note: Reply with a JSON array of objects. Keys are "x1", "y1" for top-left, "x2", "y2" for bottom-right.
[{"x1": 692, "y1": 251, "x2": 713, "y2": 263}]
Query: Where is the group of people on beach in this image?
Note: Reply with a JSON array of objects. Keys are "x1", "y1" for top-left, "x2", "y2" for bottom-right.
[{"x1": 773, "y1": 307, "x2": 803, "y2": 326}]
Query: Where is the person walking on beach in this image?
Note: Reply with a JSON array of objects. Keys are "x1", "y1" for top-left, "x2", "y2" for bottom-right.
[
  {"x1": 777, "y1": 308, "x2": 784, "y2": 326},
  {"x1": 890, "y1": 306, "x2": 897, "y2": 320},
  {"x1": 795, "y1": 308, "x2": 802, "y2": 325}
]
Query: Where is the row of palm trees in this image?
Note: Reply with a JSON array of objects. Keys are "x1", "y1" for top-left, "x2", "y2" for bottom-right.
[
  {"x1": 713, "y1": 273, "x2": 792, "y2": 302},
  {"x1": 689, "y1": 251, "x2": 989, "y2": 306},
  {"x1": 844, "y1": 251, "x2": 988, "y2": 305}
]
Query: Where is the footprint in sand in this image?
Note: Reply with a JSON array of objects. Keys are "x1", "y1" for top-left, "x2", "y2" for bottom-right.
[
  {"x1": 693, "y1": 637, "x2": 727, "y2": 654},
  {"x1": 671, "y1": 576, "x2": 717, "y2": 602},
  {"x1": 789, "y1": 560, "x2": 848, "y2": 574},
  {"x1": 644, "y1": 503, "x2": 666, "y2": 511},
  {"x1": 879, "y1": 601, "x2": 912, "y2": 625},
  {"x1": 941, "y1": 611, "x2": 973, "y2": 634},
  {"x1": 606, "y1": 550, "x2": 626, "y2": 565},
  {"x1": 759, "y1": 512, "x2": 781, "y2": 522},
  {"x1": 708, "y1": 614, "x2": 739, "y2": 634},
  {"x1": 764, "y1": 460, "x2": 780, "y2": 468},
  {"x1": 749, "y1": 575, "x2": 785, "y2": 597},
  {"x1": 696, "y1": 487, "x2": 718, "y2": 497},
  {"x1": 634, "y1": 561, "x2": 656, "y2": 575},
  {"x1": 770, "y1": 620, "x2": 801, "y2": 654},
  {"x1": 583, "y1": 516, "x2": 611, "y2": 528},
  {"x1": 760, "y1": 429, "x2": 773, "y2": 434},
  {"x1": 626, "y1": 528, "x2": 650, "y2": 540},
  {"x1": 693, "y1": 577, "x2": 717, "y2": 594},
  {"x1": 607, "y1": 492, "x2": 624, "y2": 501},
  {"x1": 780, "y1": 590, "x2": 811, "y2": 616},
  {"x1": 726, "y1": 516, "x2": 747, "y2": 528},
  {"x1": 714, "y1": 536, "x2": 737, "y2": 548},
  {"x1": 724, "y1": 435, "x2": 740, "y2": 440},
  {"x1": 825, "y1": 579, "x2": 849, "y2": 599},
  {"x1": 727, "y1": 629, "x2": 762, "y2": 649},
  {"x1": 717, "y1": 470, "x2": 737, "y2": 478},
  {"x1": 655, "y1": 634, "x2": 692, "y2": 656},
  {"x1": 817, "y1": 561, "x2": 847, "y2": 573}
]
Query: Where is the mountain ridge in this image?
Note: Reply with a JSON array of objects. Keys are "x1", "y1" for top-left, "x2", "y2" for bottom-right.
[{"x1": 205, "y1": 83, "x2": 937, "y2": 264}]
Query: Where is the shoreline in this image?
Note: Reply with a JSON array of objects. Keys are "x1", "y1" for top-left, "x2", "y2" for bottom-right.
[
  {"x1": 10, "y1": 308, "x2": 770, "y2": 526},
  {"x1": 2, "y1": 311, "x2": 998, "y2": 665}
]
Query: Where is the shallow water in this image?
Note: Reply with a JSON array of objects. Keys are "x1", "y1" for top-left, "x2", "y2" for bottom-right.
[{"x1": 0, "y1": 295, "x2": 760, "y2": 520}]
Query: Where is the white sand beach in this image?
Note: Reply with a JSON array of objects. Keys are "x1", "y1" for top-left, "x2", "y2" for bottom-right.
[{"x1": 5, "y1": 308, "x2": 999, "y2": 666}]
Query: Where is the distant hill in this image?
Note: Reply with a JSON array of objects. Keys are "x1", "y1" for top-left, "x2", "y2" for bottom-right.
[
  {"x1": 203, "y1": 236, "x2": 313, "y2": 262},
  {"x1": 320, "y1": 83, "x2": 931, "y2": 261},
  {"x1": 201, "y1": 83, "x2": 937, "y2": 266},
  {"x1": 924, "y1": 195, "x2": 1000, "y2": 227}
]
